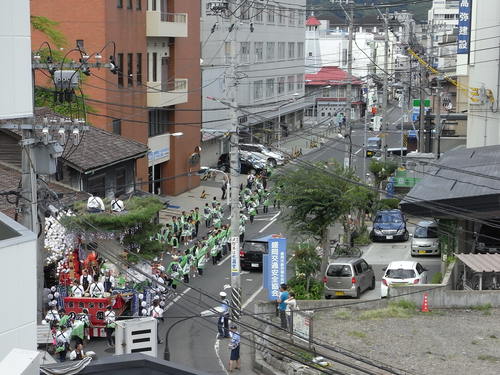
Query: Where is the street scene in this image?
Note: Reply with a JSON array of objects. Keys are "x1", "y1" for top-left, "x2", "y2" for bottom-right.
[{"x1": 1, "y1": 1, "x2": 500, "y2": 375}]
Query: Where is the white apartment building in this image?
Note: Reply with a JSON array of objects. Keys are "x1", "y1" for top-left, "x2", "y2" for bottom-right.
[
  {"x1": 201, "y1": 0, "x2": 307, "y2": 167},
  {"x1": 465, "y1": 0, "x2": 500, "y2": 147},
  {"x1": 427, "y1": 0, "x2": 459, "y2": 71}
]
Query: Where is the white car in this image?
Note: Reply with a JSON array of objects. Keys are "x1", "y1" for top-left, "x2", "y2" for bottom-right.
[
  {"x1": 240, "y1": 144, "x2": 285, "y2": 166},
  {"x1": 380, "y1": 261, "x2": 428, "y2": 298}
]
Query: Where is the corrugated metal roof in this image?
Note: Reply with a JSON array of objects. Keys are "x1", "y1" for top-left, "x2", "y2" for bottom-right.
[{"x1": 455, "y1": 253, "x2": 500, "y2": 273}]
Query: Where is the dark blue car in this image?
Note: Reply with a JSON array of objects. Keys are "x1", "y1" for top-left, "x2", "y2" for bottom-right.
[{"x1": 371, "y1": 209, "x2": 409, "y2": 242}]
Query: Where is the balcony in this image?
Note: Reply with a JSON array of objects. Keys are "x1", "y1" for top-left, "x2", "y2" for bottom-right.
[
  {"x1": 147, "y1": 11, "x2": 188, "y2": 38},
  {"x1": 147, "y1": 79, "x2": 188, "y2": 107}
]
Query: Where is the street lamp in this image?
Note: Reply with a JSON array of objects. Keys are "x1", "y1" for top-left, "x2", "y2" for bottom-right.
[{"x1": 151, "y1": 132, "x2": 184, "y2": 195}]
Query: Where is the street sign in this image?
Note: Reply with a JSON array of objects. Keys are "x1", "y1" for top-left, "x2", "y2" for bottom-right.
[
  {"x1": 413, "y1": 99, "x2": 431, "y2": 107},
  {"x1": 262, "y1": 237, "x2": 287, "y2": 301},
  {"x1": 457, "y1": 0, "x2": 472, "y2": 54},
  {"x1": 230, "y1": 237, "x2": 240, "y2": 277}
]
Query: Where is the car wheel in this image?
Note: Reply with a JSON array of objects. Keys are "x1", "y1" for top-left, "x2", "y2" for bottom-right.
[
  {"x1": 403, "y1": 231, "x2": 409, "y2": 241},
  {"x1": 355, "y1": 287, "x2": 361, "y2": 299},
  {"x1": 369, "y1": 277, "x2": 375, "y2": 290},
  {"x1": 325, "y1": 295, "x2": 332, "y2": 300}
]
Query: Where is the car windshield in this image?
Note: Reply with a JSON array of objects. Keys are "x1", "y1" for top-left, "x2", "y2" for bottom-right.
[
  {"x1": 327, "y1": 264, "x2": 352, "y2": 277},
  {"x1": 414, "y1": 226, "x2": 438, "y2": 238},
  {"x1": 375, "y1": 214, "x2": 402, "y2": 223},
  {"x1": 243, "y1": 242, "x2": 267, "y2": 253},
  {"x1": 367, "y1": 140, "x2": 380, "y2": 147},
  {"x1": 385, "y1": 268, "x2": 416, "y2": 279}
]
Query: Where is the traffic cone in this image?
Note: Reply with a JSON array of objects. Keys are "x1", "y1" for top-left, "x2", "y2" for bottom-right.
[{"x1": 421, "y1": 293, "x2": 430, "y2": 312}]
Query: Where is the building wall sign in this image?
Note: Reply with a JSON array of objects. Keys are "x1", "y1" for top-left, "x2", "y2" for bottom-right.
[
  {"x1": 147, "y1": 134, "x2": 171, "y2": 166},
  {"x1": 457, "y1": 0, "x2": 472, "y2": 54}
]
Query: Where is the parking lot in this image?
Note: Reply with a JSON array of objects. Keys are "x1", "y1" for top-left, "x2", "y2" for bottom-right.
[{"x1": 358, "y1": 222, "x2": 443, "y2": 300}]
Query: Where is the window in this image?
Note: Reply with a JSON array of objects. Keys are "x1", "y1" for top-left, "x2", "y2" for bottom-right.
[
  {"x1": 278, "y1": 7, "x2": 286, "y2": 24},
  {"x1": 254, "y1": 42, "x2": 263, "y2": 62},
  {"x1": 327, "y1": 264, "x2": 352, "y2": 277},
  {"x1": 297, "y1": 10, "x2": 305, "y2": 25},
  {"x1": 146, "y1": 53, "x2": 149, "y2": 81},
  {"x1": 342, "y1": 48, "x2": 348, "y2": 66},
  {"x1": 266, "y1": 78, "x2": 274, "y2": 97},
  {"x1": 296, "y1": 74, "x2": 303, "y2": 90},
  {"x1": 127, "y1": 0, "x2": 132, "y2": 9},
  {"x1": 152, "y1": 52, "x2": 157, "y2": 82},
  {"x1": 254, "y1": 80, "x2": 263, "y2": 100},
  {"x1": 87, "y1": 174, "x2": 106, "y2": 196},
  {"x1": 288, "y1": 42, "x2": 295, "y2": 59},
  {"x1": 267, "y1": 5, "x2": 275, "y2": 23},
  {"x1": 127, "y1": 53, "x2": 133, "y2": 86},
  {"x1": 116, "y1": 168, "x2": 126, "y2": 196},
  {"x1": 112, "y1": 119, "x2": 121, "y2": 135},
  {"x1": 277, "y1": 77, "x2": 285, "y2": 94},
  {"x1": 136, "y1": 0, "x2": 141, "y2": 10},
  {"x1": 287, "y1": 75, "x2": 294, "y2": 91},
  {"x1": 385, "y1": 269, "x2": 416, "y2": 279},
  {"x1": 240, "y1": 42, "x2": 250, "y2": 63},
  {"x1": 136, "y1": 53, "x2": 142, "y2": 84},
  {"x1": 240, "y1": 1, "x2": 250, "y2": 20},
  {"x1": 117, "y1": 53, "x2": 124, "y2": 87},
  {"x1": 360, "y1": 261, "x2": 369, "y2": 272},
  {"x1": 416, "y1": 263, "x2": 425, "y2": 275},
  {"x1": 297, "y1": 42, "x2": 304, "y2": 58},
  {"x1": 76, "y1": 39, "x2": 84, "y2": 49},
  {"x1": 288, "y1": 9, "x2": 295, "y2": 25},
  {"x1": 117, "y1": 0, "x2": 123, "y2": 8},
  {"x1": 148, "y1": 108, "x2": 169, "y2": 137},
  {"x1": 278, "y1": 42, "x2": 285, "y2": 60},
  {"x1": 224, "y1": 42, "x2": 231, "y2": 64},
  {"x1": 354, "y1": 263, "x2": 363, "y2": 275},
  {"x1": 152, "y1": 0, "x2": 156, "y2": 10},
  {"x1": 254, "y1": 4, "x2": 263, "y2": 22},
  {"x1": 266, "y1": 42, "x2": 275, "y2": 60}
]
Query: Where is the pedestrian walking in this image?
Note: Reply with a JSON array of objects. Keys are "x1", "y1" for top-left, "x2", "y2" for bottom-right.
[
  {"x1": 217, "y1": 291, "x2": 230, "y2": 339},
  {"x1": 55, "y1": 326, "x2": 71, "y2": 362},
  {"x1": 203, "y1": 203, "x2": 212, "y2": 227},
  {"x1": 228, "y1": 325, "x2": 241, "y2": 372},
  {"x1": 150, "y1": 300, "x2": 164, "y2": 344},
  {"x1": 263, "y1": 192, "x2": 270, "y2": 214},
  {"x1": 277, "y1": 284, "x2": 289, "y2": 330},
  {"x1": 104, "y1": 305, "x2": 116, "y2": 347},
  {"x1": 248, "y1": 205, "x2": 256, "y2": 224},
  {"x1": 193, "y1": 207, "x2": 201, "y2": 237}
]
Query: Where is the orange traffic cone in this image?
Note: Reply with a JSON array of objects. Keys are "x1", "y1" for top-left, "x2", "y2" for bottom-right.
[{"x1": 421, "y1": 293, "x2": 430, "y2": 312}]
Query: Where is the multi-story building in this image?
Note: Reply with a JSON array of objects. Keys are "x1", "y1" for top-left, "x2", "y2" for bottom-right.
[
  {"x1": 31, "y1": 0, "x2": 201, "y2": 196},
  {"x1": 427, "y1": 0, "x2": 459, "y2": 70},
  {"x1": 200, "y1": 0, "x2": 307, "y2": 167}
]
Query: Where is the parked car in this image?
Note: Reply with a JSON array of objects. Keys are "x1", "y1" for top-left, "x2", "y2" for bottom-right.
[
  {"x1": 217, "y1": 152, "x2": 266, "y2": 174},
  {"x1": 371, "y1": 209, "x2": 409, "y2": 242},
  {"x1": 240, "y1": 143, "x2": 286, "y2": 166},
  {"x1": 323, "y1": 258, "x2": 375, "y2": 299},
  {"x1": 240, "y1": 236, "x2": 269, "y2": 271},
  {"x1": 366, "y1": 137, "x2": 381, "y2": 157},
  {"x1": 381, "y1": 261, "x2": 428, "y2": 298},
  {"x1": 411, "y1": 220, "x2": 440, "y2": 256}
]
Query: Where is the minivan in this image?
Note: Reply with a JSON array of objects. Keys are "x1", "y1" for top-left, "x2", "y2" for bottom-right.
[
  {"x1": 323, "y1": 258, "x2": 375, "y2": 299},
  {"x1": 411, "y1": 220, "x2": 439, "y2": 256}
]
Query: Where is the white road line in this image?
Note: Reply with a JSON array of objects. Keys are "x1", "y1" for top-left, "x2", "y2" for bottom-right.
[
  {"x1": 217, "y1": 254, "x2": 231, "y2": 266},
  {"x1": 165, "y1": 287, "x2": 191, "y2": 310},
  {"x1": 214, "y1": 334, "x2": 229, "y2": 375},
  {"x1": 258, "y1": 210, "x2": 281, "y2": 233},
  {"x1": 354, "y1": 147, "x2": 363, "y2": 155},
  {"x1": 245, "y1": 278, "x2": 253, "y2": 282}
]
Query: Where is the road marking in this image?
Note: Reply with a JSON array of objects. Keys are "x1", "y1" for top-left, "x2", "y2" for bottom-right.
[
  {"x1": 214, "y1": 334, "x2": 229, "y2": 375},
  {"x1": 354, "y1": 147, "x2": 363, "y2": 155},
  {"x1": 241, "y1": 271, "x2": 250, "y2": 275},
  {"x1": 217, "y1": 255, "x2": 231, "y2": 266},
  {"x1": 165, "y1": 287, "x2": 191, "y2": 310},
  {"x1": 258, "y1": 211, "x2": 281, "y2": 233},
  {"x1": 245, "y1": 278, "x2": 253, "y2": 281}
]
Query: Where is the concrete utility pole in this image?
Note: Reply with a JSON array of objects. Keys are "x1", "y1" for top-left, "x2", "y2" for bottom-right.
[
  {"x1": 435, "y1": 78, "x2": 442, "y2": 158},
  {"x1": 381, "y1": 8, "x2": 389, "y2": 161},
  {"x1": 226, "y1": 12, "x2": 242, "y2": 322},
  {"x1": 419, "y1": 65, "x2": 426, "y2": 152}
]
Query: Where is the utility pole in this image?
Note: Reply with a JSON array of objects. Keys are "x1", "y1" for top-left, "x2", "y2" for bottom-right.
[
  {"x1": 342, "y1": 0, "x2": 354, "y2": 168},
  {"x1": 418, "y1": 65, "x2": 426, "y2": 152},
  {"x1": 227, "y1": 13, "x2": 242, "y2": 322},
  {"x1": 381, "y1": 8, "x2": 389, "y2": 161},
  {"x1": 435, "y1": 78, "x2": 442, "y2": 158}
]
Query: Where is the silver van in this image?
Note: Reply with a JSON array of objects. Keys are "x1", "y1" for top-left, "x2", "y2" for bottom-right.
[
  {"x1": 411, "y1": 220, "x2": 439, "y2": 256},
  {"x1": 323, "y1": 258, "x2": 375, "y2": 299}
]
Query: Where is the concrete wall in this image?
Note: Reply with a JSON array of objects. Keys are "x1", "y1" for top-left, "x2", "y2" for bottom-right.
[{"x1": 0, "y1": 214, "x2": 37, "y2": 361}]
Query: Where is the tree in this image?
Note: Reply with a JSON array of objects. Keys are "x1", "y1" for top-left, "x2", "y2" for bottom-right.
[
  {"x1": 272, "y1": 160, "x2": 372, "y2": 273},
  {"x1": 290, "y1": 242, "x2": 321, "y2": 293},
  {"x1": 369, "y1": 159, "x2": 398, "y2": 189},
  {"x1": 31, "y1": 16, "x2": 67, "y2": 48}
]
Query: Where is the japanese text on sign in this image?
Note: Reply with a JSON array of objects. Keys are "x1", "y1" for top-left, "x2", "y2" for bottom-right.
[{"x1": 457, "y1": 0, "x2": 472, "y2": 54}]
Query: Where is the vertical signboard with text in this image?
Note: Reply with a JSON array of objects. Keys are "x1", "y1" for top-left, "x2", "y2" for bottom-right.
[
  {"x1": 457, "y1": 0, "x2": 472, "y2": 54},
  {"x1": 263, "y1": 237, "x2": 287, "y2": 301}
]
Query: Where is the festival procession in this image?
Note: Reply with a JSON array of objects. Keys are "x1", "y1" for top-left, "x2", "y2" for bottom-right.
[{"x1": 40, "y1": 169, "x2": 276, "y2": 362}]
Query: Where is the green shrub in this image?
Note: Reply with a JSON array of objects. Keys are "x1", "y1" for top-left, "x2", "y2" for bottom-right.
[
  {"x1": 430, "y1": 272, "x2": 443, "y2": 284},
  {"x1": 287, "y1": 275, "x2": 324, "y2": 300},
  {"x1": 375, "y1": 198, "x2": 400, "y2": 211}
]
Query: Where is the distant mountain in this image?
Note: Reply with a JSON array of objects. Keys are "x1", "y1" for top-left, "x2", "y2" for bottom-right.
[{"x1": 308, "y1": 0, "x2": 432, "y2": 23}]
